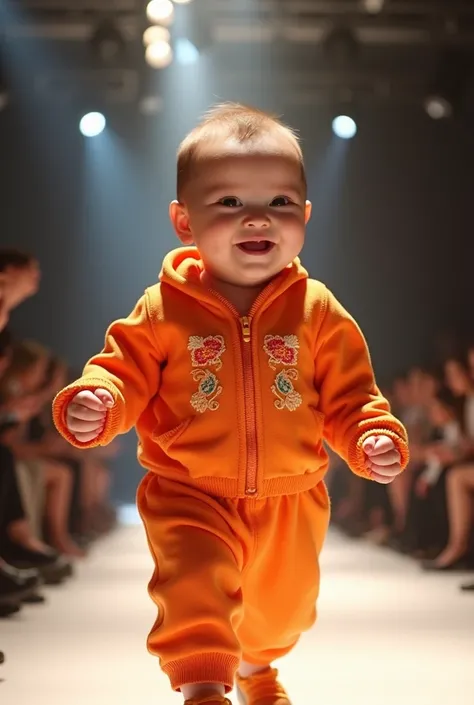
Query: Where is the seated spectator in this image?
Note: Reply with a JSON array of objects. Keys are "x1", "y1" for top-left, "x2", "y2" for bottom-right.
[
  {"x1": 1, "y1": 342, "x2": 86, "y2": 558},
  {"x1": 421, "y1": 357, "x2": 474, "y2": 570},
  {"x1": 415, "y1": 388, "x2": 463, "y2": 499},
  {"x1": 0, "y1": 349, "x2": 72, "y2": 619},
  {"x1": 0, "y1": 249, "x2": 40, "y2": 331},
  {"x1": 385, "y1": 368, "x2": 437, "y2": 549},
  {"x1": 400, "y1": 388, "x2": 463, "y2": 560},
  {"x1": 0, "y1": 441, "x2": 43, "y2": 615},
  {"x1": 444, "y1": 356, "x2": 474, "y2": 442},
  {"x1": 459, "y1": 346, "x2": 474, "y2": 591}
]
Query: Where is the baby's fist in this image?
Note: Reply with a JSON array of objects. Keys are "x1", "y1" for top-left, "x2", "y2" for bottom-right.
[
  {"x1": 363, "y1": 435, "x2": 401, "y2": 484},
  {"x1": 66, "y1": 389, "x2": 114, "y2": 443}
]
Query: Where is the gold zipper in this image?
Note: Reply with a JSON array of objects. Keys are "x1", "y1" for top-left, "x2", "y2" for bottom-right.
[
  {"x1": 240, "y1": 316, "x2": 251, "y2": 343},
  {"x1": 240, "y1": 316, "x2": 258, "y2": 495}
]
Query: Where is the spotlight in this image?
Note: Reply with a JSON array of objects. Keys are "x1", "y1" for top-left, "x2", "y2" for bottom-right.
[
  {"x1": 145, "y1": 41, "x2": 173, "y2": 69},
  {"x1": 332, "y1": 115, "x2": 357, "y2": 139},
  {"x1": 362, "y1": 0, "x2": 385, "y2": 13},
  {"x1": 424, "y1": 96, "x2": 452, "y2": 120},
  {"x1": 175, "y1": 38, "x2": 199, "y2": 65},
  {"x1": 147, "y1": 0, "x2": 174, "y2": 26},
  {"x1": 79, "y1": 112, "x2": 106, "y2": 137},
  {"x1": 424, "y1": 50, "x2": 472, "y2": 120},
  {"x1": 143, "y1": 26, "x2": 171, "y2": 47}
]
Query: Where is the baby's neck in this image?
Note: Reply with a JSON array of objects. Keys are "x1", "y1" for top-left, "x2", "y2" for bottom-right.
[{"x1": 200, "y1": 271, "x2": 265, "y2": 317}]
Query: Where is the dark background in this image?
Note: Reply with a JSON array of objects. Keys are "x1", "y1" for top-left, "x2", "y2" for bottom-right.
[{"x1": 1, "y1": 0, "x2": 473, "y2": 501}]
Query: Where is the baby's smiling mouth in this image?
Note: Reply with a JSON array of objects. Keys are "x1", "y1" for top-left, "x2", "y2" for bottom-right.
[{"x1": 237, "y1": 241, "x2": 275, "y2": 254}]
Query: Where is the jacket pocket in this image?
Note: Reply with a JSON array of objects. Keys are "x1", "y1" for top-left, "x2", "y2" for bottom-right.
[
  {"x1": 300, "y1": 407, "x2": 326, "y2": 476},
  {"x1": 152, "y1": 417, "x2": 194, "y2": 452},
  {"x1": 151, "y1": 416, "x2": 239, "y2": 480},
  {"x1": 263, "y1": 402, "x2": 327, "y2": 480}
]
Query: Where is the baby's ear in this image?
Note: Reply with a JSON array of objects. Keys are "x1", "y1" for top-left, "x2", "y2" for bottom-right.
[
  {"x1": 169, "y1": 201, "x2": 194, "y2": 245},
  {"x1": 304, "y1": 200, "x2": 312, "y2": 224}
]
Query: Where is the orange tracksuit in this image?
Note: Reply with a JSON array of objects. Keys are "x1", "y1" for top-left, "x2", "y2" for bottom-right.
[{"x1": 53, "y1": 247, "x2": 409, "y2": 693}]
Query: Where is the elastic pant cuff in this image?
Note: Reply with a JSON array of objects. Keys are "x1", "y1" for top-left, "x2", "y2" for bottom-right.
[{"x1": 163, "y1": 652, "x2": 240, "y2": 694}]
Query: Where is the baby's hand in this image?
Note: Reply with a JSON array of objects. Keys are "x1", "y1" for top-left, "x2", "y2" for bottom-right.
[
  {"x1": 363, "y1": 435, "x2": 402, "y2": 484},
  {"x1": 66, "y1": 389, "x2": 114, "y2": 443}
]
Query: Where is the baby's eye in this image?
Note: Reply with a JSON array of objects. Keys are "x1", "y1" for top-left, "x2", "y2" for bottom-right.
[
  {"x1": 270, "y1": 196, "x2": 291, "y2": 207},
  {"x1": 219, "y1": 197, "x2": 242, "y2": 208}
]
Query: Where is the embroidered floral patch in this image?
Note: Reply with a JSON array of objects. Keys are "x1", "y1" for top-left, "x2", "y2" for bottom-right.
[
  {"x1": 188, "y1": 335, "x2": 226, "y2": 371},
  {"x1": 272, "y1": 370, "x2": 302, "y2": 411},
  {"x1": 190, "y1": 370, "x2": 222, "y2": 413},
  {"x1": 264, "y1": 334, "x2": 302, "y2": 410},
  {"x1": 188, "y1": 335, "x2": 225, "y2": 412},
  {"x1": 263, "y1": 335, "x2": 299, "y2": 370}
]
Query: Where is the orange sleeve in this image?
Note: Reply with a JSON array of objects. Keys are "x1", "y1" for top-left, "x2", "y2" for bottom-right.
[
  {"x1": 52, "y1": 291, "x2": 163, "y2": 449},
  {"x1": 313, "y1": 289, "x2": 409, "y2": 479}
]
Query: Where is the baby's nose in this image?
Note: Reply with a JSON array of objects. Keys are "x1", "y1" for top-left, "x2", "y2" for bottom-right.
[{"x1": 243, "y1": 211, "x2": 270, "y2": 228}]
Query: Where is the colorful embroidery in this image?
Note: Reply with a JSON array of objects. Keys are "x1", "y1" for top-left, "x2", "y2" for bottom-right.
[
  {"x1": 263, "y1": 335, "x2": 299, "y2": 370},
  {"x1": 190, "y1": 370, "x2": 222, "y2": 413},
  {"x1": 188, "y1": 335, "x2": 226, "y2": 370},
  {"x1": 272, "y1": 370, "x2": 302, "y2": 411},
  {"x1": 188, "y1": 335, "x2": 225, "y2": 412},
  {"x1": 264, "y1": 334, "x2": 302, "y2": 410}
]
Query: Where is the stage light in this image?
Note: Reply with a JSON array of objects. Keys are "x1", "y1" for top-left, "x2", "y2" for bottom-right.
[
  {"x1": 79, "y1": 112, "x2": 106, "y2": 137},
  {"x1": 363, "y1": 0, "x2": 385, "y2": 14},
  {"x1": 143, "y1": 26, "x2": 171, "y2": 47},
  {"x1": 332, "y1": 115, "x2": 357, "y2": 139},
  {"x1": 175, "y1": 38, "x2": 199, "y2": 65},
  {"x1": 424, "y1": 96, "x2": 452, "y2": 120},
  {"x1": 147, "y1": 0, "x2": 174, "y2": 26},
  {"x1": 145, "y1": 40, "x2": 173, "y2": 68},
  {"x1": 424, "y1": 51, "x2": 471, "y2": 120}
]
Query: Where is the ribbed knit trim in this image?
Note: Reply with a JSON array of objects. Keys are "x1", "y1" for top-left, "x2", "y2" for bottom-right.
[
  {"x1": 52, "y1": 379, "x2": 124, "y2": 449},
  {"x1": 347, "y1": 425, "x2": 410, "y2": 480},
  {"x1": 163, "y1": 652, "x2": 239, "y2": 693}
]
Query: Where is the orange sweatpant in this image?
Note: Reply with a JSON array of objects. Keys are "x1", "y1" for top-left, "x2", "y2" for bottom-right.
[{"x1": 137, "y1": 474, "x2": 330, "y2": 693}]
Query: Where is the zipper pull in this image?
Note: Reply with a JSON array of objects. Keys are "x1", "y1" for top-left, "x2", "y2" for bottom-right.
[{"x1": 240, "y1": 316, "x2": 251, "y2": 342}]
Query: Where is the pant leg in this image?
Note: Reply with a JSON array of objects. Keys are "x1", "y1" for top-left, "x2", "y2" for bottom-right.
[
  {"x1": 54, "y1": 457, "x2": 82, "y2": 535},
  {"x1": 237, "y1": 481, "x2": 330, "y2": 665},
  {"x1": 15, "y1": 460, "x2": 45, "y2": 539},
  {"x1": 137, "y1": 473, "x2": 247, "y2": 693}
]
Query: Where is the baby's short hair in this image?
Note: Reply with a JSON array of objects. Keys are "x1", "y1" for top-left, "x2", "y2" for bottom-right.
[{"x1": 176, "y1": 102, "x2": 306, "y2": 200}]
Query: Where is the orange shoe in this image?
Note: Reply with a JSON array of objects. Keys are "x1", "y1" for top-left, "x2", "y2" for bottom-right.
[
  {"x1": 184, "y1": 697, "x2": 233, "y2": 705},
  {"x1": 235, "y1": 668, "x2": 291, "y2": 705}
]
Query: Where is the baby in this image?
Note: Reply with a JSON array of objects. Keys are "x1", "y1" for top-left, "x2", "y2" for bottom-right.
[{"x1": 53, "y1": 104, "x2": 409, "y2": 705}]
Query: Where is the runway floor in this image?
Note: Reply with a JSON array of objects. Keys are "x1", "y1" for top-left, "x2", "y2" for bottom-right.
[{"x1": 1, "y1": 507, "x2": 473, "y2": 705}]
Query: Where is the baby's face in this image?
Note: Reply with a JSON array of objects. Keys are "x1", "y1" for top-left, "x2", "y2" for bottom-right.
[{"x1": 173, "y1": 138, "x2": 311, "y2": 288}]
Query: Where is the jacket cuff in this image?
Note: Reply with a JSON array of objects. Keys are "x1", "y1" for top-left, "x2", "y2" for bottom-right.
[
  {"x1": 347, "y1": 424, "x2": 410, "y2": 480},
  {"x1": 52, "y1": 378, "x2": 124, "y2": 449}
]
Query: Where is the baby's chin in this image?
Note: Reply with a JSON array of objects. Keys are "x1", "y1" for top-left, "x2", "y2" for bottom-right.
[{"x1": 224, "y1": 267, "x2": 289, "y2": 290}]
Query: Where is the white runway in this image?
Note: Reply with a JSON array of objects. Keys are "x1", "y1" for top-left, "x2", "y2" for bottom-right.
[{"x1": 1, "y1": 507, "x2": 473, "y2": 705}]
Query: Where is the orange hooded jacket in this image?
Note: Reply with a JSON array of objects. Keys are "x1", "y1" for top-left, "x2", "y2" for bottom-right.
[{"x1": 52, "y1": 247, "x2": 409, "y2": 498}]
